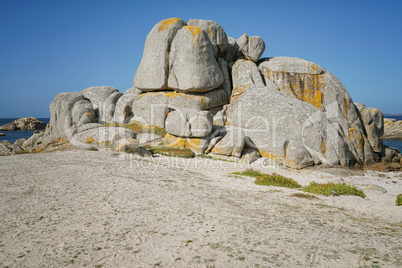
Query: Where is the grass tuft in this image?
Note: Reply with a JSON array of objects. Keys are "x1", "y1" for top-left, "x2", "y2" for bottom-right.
[
  {"x1": 302, "y1": 182, "x2": 365, "y2": 198},
  {"x1": 396, "y1": 194, "x2": 402, "y2": 206},
  {"x1": 290, "y1": 193, "x2": 318, "y2": 199},
  {"x1": 232, "y1": 169, "x2": 302, "y2": 189}
]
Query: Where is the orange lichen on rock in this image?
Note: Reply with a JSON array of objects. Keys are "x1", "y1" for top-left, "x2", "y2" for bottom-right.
[
  {"x1": 85, "y1": 136, "x2": 95, "y2": 143},
  {"x1": 321, "y1": 139, "x2": 326, "y2": 155},
  {"x1": 268, "y1": 71, "x2": 324, "y2": 109},
  {"x1": 158, "y1": 18, "x2": 182, "y2": 31},
  {"x1": 259, "y1": 150, "x2": 283, "y2": 161},
  {"x1": 184, "y1": 26, "x2": 201, "y2": 42}
]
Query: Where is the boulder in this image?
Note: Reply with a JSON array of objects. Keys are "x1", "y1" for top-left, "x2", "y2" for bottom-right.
[
  {"x1": 212, "y1": 106, "x2": 228, "y2": 126},
  {"x1": 0, "y1": 117, "x2": 46, "y2": 131},
  {"x1": 383, "y1": 118, "x2": 402, "y2": 139},
  {"x1": 14, "y1": 138, "x2": 27, "y2": 148},
  {"x1": 355, "y1": 103, "x2": 384, "y2": 153},
  {"x1": 0, "y1": 143, "x2": 11, "y2": 156},
  {"x1": 80, "y1": 86, "x2": 119, "y2": 120},
  {"x1": 258, "y1": 56, "x2": 377, "y2": 166},
  {"x1": 114, "y1": 138, "x2": 140, "y2": 153},
  {"x1": 124, "y1": 86, "x2": 141, "y2": 95},
  {"x1": 131, "y1": 89, "x2": 228, "y2": 127},
  {"x1": 0, "y1": 123, "x2": 16, "y2": 131},
  {"x1": 23, "y1": 132, "x2": 45, "y2": 148},
  {"x1": 232, "y1": 59, "x2": 265, "y2": 91},
  {"x1": 242, "y1": 36, "x2": 265, "y2": 62},
  {"x1": 211, "y1": 126, "x2": 245, "y2": 157},
  {"x1": 168, "y1": 26, "x2": 224, "y2": 92},
  {"x1": 165, "y1": 109, "x2": 213, "y2": 138},
  {"x1": 11, "y1": 144, "x2": 24, "y2": 154},
  {"x1": 163, "y1": 133, "x2": 211, "y2": 154},
  {"x1": 102, "y1": 91, "x2": 123, "y2": 123},
  {"x1": 1, "y1": 140, "x2": 13, "y2": 147},
  {"x1": 187, "y1": 19, "x2": 228, "y2": 55},
  {"x1": 134, "y1": 18, "x2": 187, "y2": 91},
  {"x1": 112, "y1": 93, "x2": 139, "y2": 124},
  {"x1": 0, "y1": 133, "x2": 5, "y2": 136},
  {"x1": 241, "y1": 148, "x2": 260, "y2": 164},
  {"x1": 70, "y1": 126, "x2": 137, "y2": 149},
  {"x1": 44, "y1": 92, "x2": 98, "y2": 144},
  {"x1": 225, "y1": 82, "x2": 350, "y2": 168},
  {"x1": 222, "y1": 37, "x2": 238, "y2": 67}
]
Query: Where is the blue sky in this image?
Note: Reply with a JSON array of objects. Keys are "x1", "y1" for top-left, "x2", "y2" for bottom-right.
[{"x1": 0, "y1": 0, "x2": 401, "y2": 117}]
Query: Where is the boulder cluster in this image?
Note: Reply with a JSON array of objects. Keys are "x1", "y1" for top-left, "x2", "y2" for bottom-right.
[
  {"x1": 0, "y1": 117, "x2": 46, "y2": 131},
  {"x1": 27, "y1": 17, "x2": 400, "y2": 168}
]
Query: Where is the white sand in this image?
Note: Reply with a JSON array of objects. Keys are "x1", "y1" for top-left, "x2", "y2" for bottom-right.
[{"x1": 0, "y1": 150, "x2": 401, "y2": 267}]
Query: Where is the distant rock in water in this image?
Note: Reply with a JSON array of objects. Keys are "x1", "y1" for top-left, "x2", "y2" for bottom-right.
[
  {"x1": 0, "y1": 133, "x2": 5, "y2": 136},
  {"x1": 383, "y1": 119, "x2": 402, "y2": 139},
  {"x1": 0, "y1": 117, "x2": 47, "y2": 131}
]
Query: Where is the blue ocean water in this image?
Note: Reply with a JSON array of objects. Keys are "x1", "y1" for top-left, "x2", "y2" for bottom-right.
[{"x1": 0, "y1": 118, "x2": 49, "y2": 143}]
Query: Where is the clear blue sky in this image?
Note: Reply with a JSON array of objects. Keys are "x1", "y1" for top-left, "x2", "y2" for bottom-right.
[{"x1": 1, "y1": 0, "x2": 401, "y2": 118}]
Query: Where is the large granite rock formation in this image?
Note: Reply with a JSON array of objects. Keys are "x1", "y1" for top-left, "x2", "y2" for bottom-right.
[{"x1": 33, "y1": 17, "x2": 397, "y2": 169}]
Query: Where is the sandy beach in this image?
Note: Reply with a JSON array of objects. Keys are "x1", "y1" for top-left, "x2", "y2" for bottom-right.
[{"x1": 0, "y1": 150, "x2": 401, "y2": 267}]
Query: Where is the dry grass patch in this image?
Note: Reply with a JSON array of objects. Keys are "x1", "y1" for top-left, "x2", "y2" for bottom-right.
[{"x1": 144, "y1": 144, "x2": 195, "y2": 158}]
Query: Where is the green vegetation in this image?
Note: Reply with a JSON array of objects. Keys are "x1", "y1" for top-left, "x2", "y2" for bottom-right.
[
  {"x1": 232, "y1": 169, "x2": 302, "y2": 189},
  {"x1": 106, "y1": 122, "x2": 166, "y2": 135},
  {"x1": 303, "y1": 182, "x2": 365, "y2": 198},
  {"x1": 290, "y1": 193, "x2": 318, "y2": 199},
  {"x1": 232, "y1": 169, "x2": 366, "y2": 198},
  {"x1": 396, "y1": 194, "x2": 402, "y2": 206},
  {"x1": 197, "y1": 154, "x2": 233, "y2": 162},
  {"x1": 88, "y1": 147, "x2": 98, "y2": 151}
]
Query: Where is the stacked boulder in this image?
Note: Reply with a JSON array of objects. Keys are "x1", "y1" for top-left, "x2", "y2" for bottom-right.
[{"x1": 33, "y1": 17, "x2": 400, "y2": 169}]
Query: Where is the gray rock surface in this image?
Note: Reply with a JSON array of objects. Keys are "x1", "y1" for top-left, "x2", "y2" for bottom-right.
[
  {"x1": 217, "y1": 57, "x2": 232, "y2": 102},
  {"x1": 131, "y1": 89, "x2": 228, "y2": 127},
  {"x1": 70, "y1": 127, "x2": 137, "y2": 149},
  {"x1": 134, "y1": 18, "x2": 187, "y2": 91},
  {"x1": 355, "y1": 103, "x2": 384, "y2": 153},
  {"x1": 259, "y1": 56, "x2": 378, "y2": 166},
  {"x1": 14, "y1": 138, "x2": 27, "y2": 148},
  {"x1": 168, "y1": 26, "x2": 224, "y2": 92},
  {"x1": 241, "y1": 148, "x2": 260, "y2": 164},
  {"x1": 259, "y1": 57, "x2": 324, "y2": 75},
  {"x1": 23, "y1": 132, "x2": 45, "y2": 148},
  {"x1": 80, "y1": 86, "x2": 119, "y2": 121},
  {"x1": 124, "y1": 86, "x2": 141, "y2": 95},
  {"x1": 163, "y1": 133, "x2": 213, "y2": 154},
  {"x1": 187, "y1": 19, "x2": 228, "y2": 55},
  {"x1": 242, "y1": 36, "x2": 265, "y2": 62},
  {"x1": 225, "y1": 82, "x2": 347, "y2": 168},
  {"x1": 232, "y1": 59, "x2": 265, "y2": 90},
  {"x1": 0, "y1": 143, "x2": 11, "y2": 156},
  {"x1": 211, "y1": 126, "x2": 245, "y2": 157},
  {"x1": 112, "y1": 93, "x2": 139, "y2": 124},
  {"x1": 44, "y1": 92, "x2": 97, "y2": 144},
  {"x1": 165, "y1": 110, "x2": 213, "y2": 138},
  {"x1": 102, "y1": 91, "x2": 123, "y2": 123}
]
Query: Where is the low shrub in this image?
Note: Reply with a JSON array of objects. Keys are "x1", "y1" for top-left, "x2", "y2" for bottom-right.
[
  {"x1": 232, "y1": 170, "x2": 302, "y2": 189},
  {"x1": 302, "y1": 182, "x2": 365, "y2": 198},
  {"x1": 396, "y1": 194, "x2": 402, "y2": 206},
  {"x1": 290, "y1": 193, "x2": 318, "y2": 199}
]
